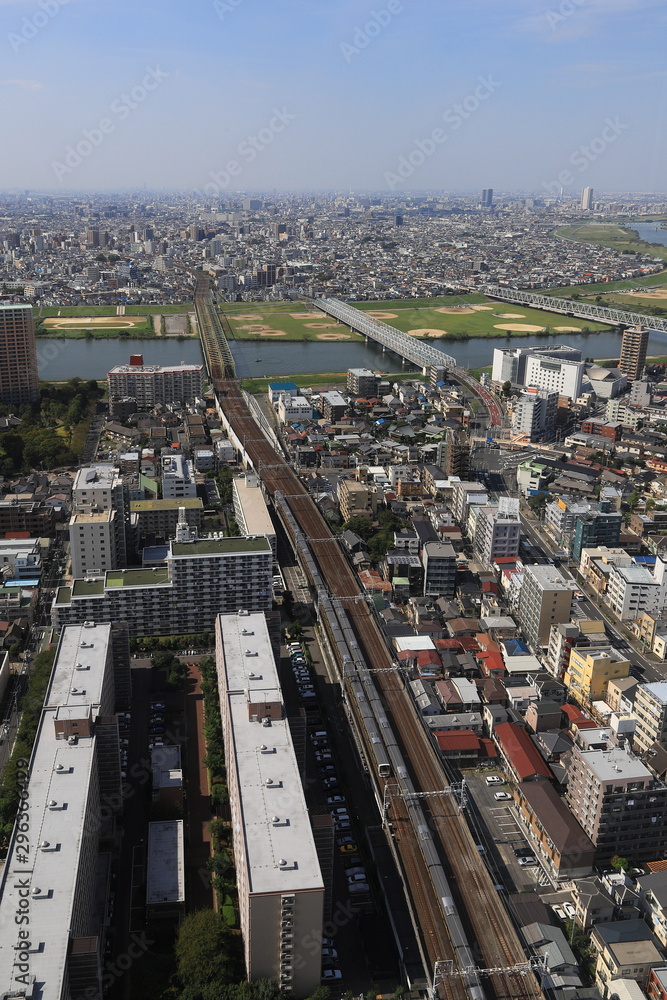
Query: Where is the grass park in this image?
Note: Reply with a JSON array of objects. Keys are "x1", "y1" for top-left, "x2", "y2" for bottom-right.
[
  {"x1": 33, "y1": 304, "x2": 196, "y2": 339},
  {"x1": 223, "y1": 293, "x2": 612, "y2": 343},
  {"x1": 555, "y1": 221, "x2": 667, "y2": 265}
]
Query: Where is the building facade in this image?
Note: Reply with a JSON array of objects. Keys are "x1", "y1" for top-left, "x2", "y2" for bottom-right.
[
  {"x1": 519, "y1": 564, "x2": 573, "y2": 649},
  {"x1": 107, "y1": 358, "x2": 204, "y2": 407},
  {"x1": 619, "y1": 326, "x2": 649, "y2": 382},
  {"x1": 0, "y1": 302, "x2": 39, "y2": 405}
]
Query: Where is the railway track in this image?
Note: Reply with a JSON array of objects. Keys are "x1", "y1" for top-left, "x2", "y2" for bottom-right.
[
  {"x1": 214, "y1": 378, "x2": 541, "y2": 1000},
  {"x1": 188, "y1": 268, "x2": 540, "y2": 1000}
]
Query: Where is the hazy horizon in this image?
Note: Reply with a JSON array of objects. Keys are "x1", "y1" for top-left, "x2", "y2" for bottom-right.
[{"x1": 1, "y1": 0, "x2": 666, "y2": 195}]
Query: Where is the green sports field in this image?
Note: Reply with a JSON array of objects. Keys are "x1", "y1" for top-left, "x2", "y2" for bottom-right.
[{"x1": 222, "y1": 294, "x2": 611, "y2": 342}]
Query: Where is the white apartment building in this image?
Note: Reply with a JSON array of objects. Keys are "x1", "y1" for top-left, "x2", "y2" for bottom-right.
[
  {"x1": 69, "y1": 509, "x2": 118, "y2": 579},
  {"x1": 53, "y1": 517, "x2": 273, "y2": 636},
  {"x1": 232, "y1": 474, "x2": 276, "y2": 555},
  {"x1": 73, "y1": 464, "x2": 127, "y2": 566},
  {"x1": 524, "y1": 353, "x2": 585, "y2": 399},
  {"x1": 473, "y1": 504, "x2": 521, "y2": 567},
  {"x1": 107, "y1": 360, "x2": 204, "y2": 407},
  {"x1": 606, "y1": 563, "x2": 664, "y2": 620},
  {"x1": 215, "y1": 612, "x2": 324, "y2": 997},
  {"x1": 633, "y1": 681, "x2": 667, "y2": 754},
  {"x1": 451, "y1": 480, "x2": 488, "y2": 523},
  {"x1": 512, "y1": 387, "x2": 558, "y2": 442},
  {"x1": 492, "y1": 344, "x2": 582, "y2": 387},
  {"x1": 0, "y1": 623, "x2": 120, "y2": 1000},
  {"x1": 162, "y1": 454, "x2": 197, "y2": 499},
  {"x1": 277, "y1": 394, "x2": 312, "y2": 424}
]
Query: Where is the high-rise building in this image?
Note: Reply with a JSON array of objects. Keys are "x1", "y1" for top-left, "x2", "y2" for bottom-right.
[
  {"x1": 53, "y1": 519, "x2": 273, "y2": 636},
  {"x1": 481, "y1": 188, "x2": 493, "y2": 207},
  {"x1": 347, "y1": 368, "x2": 380, "y2": 398},
  {"x1": 69, "y1": 509, "x2": 119, "y2": 579},
  {"x1": 107, "y1": 356, "x2": 204, "y2": 408},
  {"x1": 512, "y1": 387, "x2": 558, "y2": 442},
  {"x1": 73, "y1": 464, "x2": 128, "y2": 568},
  {"x1": 632, "y1": 681, "x2": 667, "y2": 754},
  {"x1": 492, "y1": 344, "x2": 582, "y2": 387},
  {"x1": 565, "y1": 738, "x2": 667, "y2": 861},
  {"x1": 519, "y1": 564, "x2": 573, "y2": 648},
  {"x1": 572, "y1": 503, "x2": 622, "y2": 562},
  {"x1": 437, "y1": 427, "x2": 471, "y2": 479},
  {"x1": 581, "y1": 186, "x2": 594, "y2": 211},
  {"x1": 215, "y1": 611, "x2": 324, "y2": 996},
  {"x1": 0, "y1": 303, "x2": 40, "y2": 405},
  {"x1": 564, "y1": 645, "x2": 630, "y2": 705},
  {"x1": 474, "y1": 502, "x2": 521, "y2": 567},
  {"x1": 422, "y1": 540, "x2": 456, "y2": 597},
  {"x1": 618, "y1": 326, "x2": 649, "y2": 381}
]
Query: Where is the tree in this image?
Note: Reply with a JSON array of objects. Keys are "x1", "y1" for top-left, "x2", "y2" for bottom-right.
[
  {"x1": 175, "y1": 910, "x2": 243, "y2": 991},
  {"x1": 502, "y1": 380, "x2": 512, "y2": 397},
  {"x1": 627, "y1": 491, "x2": 640, "y2": 511},
  {"x1": 611, "y1": 855, "x2": 629, "y2": 872}
]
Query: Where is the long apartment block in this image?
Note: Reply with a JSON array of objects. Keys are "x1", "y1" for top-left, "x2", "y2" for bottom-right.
[
  {"x1": 215, "y1": 611, "x2": 324, "y2": 997},
  {"x1": 52, "y1": 533, "x2": 273, "y2": 636},
  {"x1": 0, "y1": 622, "x2": 123, "y2": 1000}
]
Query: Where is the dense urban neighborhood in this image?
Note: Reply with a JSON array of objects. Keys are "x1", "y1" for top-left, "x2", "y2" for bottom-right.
[{"x1": 4, "y1": 191, "x2": 667, "y2": 1000}]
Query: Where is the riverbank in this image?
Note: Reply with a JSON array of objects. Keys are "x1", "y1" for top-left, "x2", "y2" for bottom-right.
[
  {"x1": 240, "y1": 371, "x2": 420, "y2": 394},
  {"x1": 555, "y1": 222, "x2": 667, "y2": 264}
]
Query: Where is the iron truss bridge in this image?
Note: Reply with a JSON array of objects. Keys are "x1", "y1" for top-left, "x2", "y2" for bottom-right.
[
  {"x1": 315, "y1": 297, "x2": 457, "y2": 371},
  {"x1": 472, "y1": 283, "x2": 667, "y2": 334}
]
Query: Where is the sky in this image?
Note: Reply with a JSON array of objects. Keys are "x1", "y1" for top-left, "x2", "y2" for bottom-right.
[{"x1": 1, "y1": 0, "x2": 666, "y2": 194}]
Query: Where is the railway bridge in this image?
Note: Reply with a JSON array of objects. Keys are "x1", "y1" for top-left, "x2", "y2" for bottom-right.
[{"x1": 472, "y1": 282, "x2": 667, "y2": 333}]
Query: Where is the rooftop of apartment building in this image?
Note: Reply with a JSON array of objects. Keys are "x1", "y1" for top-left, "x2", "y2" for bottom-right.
[
  {"x1": 526, "y1": 564, "x2": 573, "y2": 590},
  {"x1": 573, "y1": 746, "x2": 653, "y2": 783},
  {"x1": 130, "y1": 498, "x2": 203, "y2": 511},
  {"x1": 639, "y1": 681, "x2": 667, "y2": 705},
  {"x1": 170, "y1": 536, "x2": 271, "y2": 557},
  {"x1": 217, "y1": 612, "x2": 323, "y2": 895},
  {"x1": 0, "y1": 624, "x2": 111, "y2": 998}
]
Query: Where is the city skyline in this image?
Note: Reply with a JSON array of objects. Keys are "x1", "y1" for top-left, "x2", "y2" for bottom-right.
[{"x1": 1, "y1": 0, "x2": 665, "y2": 193}]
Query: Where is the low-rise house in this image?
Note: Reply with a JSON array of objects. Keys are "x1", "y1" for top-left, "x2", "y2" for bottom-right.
[{"x1": 591, "y1": 919, "x2": 664, "y2": 997}]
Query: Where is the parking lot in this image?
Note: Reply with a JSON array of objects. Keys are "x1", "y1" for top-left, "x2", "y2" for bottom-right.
[
  {"x1": 463, "y1": 770, "x2": 555, "y2": 892},
  {"x1": 277, "y1": 636, "x2": 401, "y2": 993}
]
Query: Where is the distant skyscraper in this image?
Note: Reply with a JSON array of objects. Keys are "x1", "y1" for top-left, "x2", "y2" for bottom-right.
[
  {"x1": 580, "y1": 186, "x2": 594, "y2": 211},
  {"x1": 0, "y1": 303, "x2": 39, "y2": 406},
  {"x1": 481, "y1": 188, "x2": 493, "y2": 207},
  {"x1": 618, "y1": 325, "x2": 649, "y2": 381}
]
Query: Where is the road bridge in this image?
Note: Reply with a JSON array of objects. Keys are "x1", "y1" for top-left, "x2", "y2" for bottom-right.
[{"x1": 473, "y1": 282, "x2": 667, "y2": 333}]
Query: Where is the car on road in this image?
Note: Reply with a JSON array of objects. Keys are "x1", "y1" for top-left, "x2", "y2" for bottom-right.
[
  {"x1": 313, "y1": 739, "x2": 329, "y2": 750},
  {"x1": 552, "y1": 904, "x2": 566, "y2": 921},
  {"x1": 330, "y1": 806, "x2": 348, "y2": 817},
  {"x1": 151, "y1": 702, "x2": 165, "y2": 711},
  {"x1": 347, "y1": 872, "x2": 367, "y2": 883},
  {"x1": 486, "y1": 775, "x2": 503, "y2": 785},
  {"x1": 574, "y1": 591, "x2": 584, "y2": 600},
  {"x1": 335, "y1": 820, "x2": 351, "y2": 832},
  {"x1": 563, "y1": 903, "x2": 576, "y2": 920},
  {"x1": 316, "y1": 754, "x2": 333, "y2": 765},
  {"x1": 518, "y1": 856, "x2": 537, "y2": 867},
  {"x1": 322, "y1": 778, "x2": 339, "y2": 792},
  {"x1": 326, "y1": 795, "x2": 345, "y2": 806},
  {"x1": 321, "y1": 948, "x2": 338, "y2": 960},
  {"x1": 310, "y1": 730, "x2": 327, "y2": 741},
  {"x1": 494, "y1": 791, "x2": 511, "y2": 801}
]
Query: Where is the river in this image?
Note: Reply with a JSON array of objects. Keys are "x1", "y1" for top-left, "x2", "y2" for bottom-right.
[
  {"x1": 36, "y1": 326, "x2": 667, "y2": 381},
  {"x1": 630, "y1": 222, "x2": 667, "y2": 247}
]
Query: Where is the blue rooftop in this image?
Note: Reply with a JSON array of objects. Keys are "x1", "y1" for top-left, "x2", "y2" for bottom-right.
[
  {"x1": 503, "y1": 639, "x2": 530, "y2": 657},
  {"x1": 268, "y1": 381, "x2": 298, "y2": 391}
]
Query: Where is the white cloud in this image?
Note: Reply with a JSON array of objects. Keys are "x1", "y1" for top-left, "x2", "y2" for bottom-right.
[{"x1": 0, "y1": 78, "x2": 44, "y2": 90}]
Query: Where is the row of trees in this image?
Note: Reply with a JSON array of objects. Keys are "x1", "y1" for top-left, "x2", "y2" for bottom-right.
[{"x1": 0, "y1": 648, "x2": 56, "y2": 843}]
